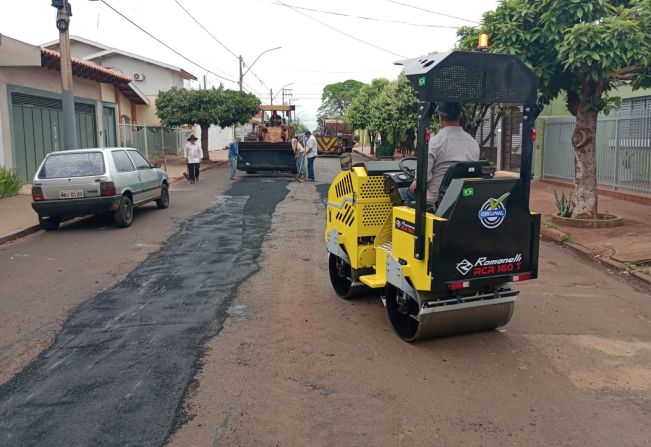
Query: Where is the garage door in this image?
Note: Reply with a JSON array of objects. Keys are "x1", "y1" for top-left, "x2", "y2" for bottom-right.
[{"x1": 11, "y1": 92, "x2": 98, "y2": 182}]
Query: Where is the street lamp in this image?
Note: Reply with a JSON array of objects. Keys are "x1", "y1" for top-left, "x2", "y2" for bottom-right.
[
  {"x1": 52, "y1": 0, "x2": 77, "y2": 149},
  {"x1": 238, "y1": 47, "x2": 281, "y2": 91}
]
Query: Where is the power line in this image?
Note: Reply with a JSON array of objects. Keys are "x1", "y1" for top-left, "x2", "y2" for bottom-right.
[
  {"x1": 276, "y1": 0, "x2": 406, "y2": 59},
  {"x1": 174, "y1": 0, "x2": 239, "y2": 59},
  {"x1": 385, "y1": 0, "x2": 480, "y2": 24},
  {"x1": 271, "y1": 2, "x2": 460, "y2": 29},
  {"x1": 173, "y1": 0, "x2": 271, "y2": 90},
  {"x1": 98, "y1": 0, "x2": 238, "y2": 84}
]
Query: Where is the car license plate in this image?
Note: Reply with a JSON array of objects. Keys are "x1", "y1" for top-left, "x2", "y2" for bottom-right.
[{"x1": 59, "y1": 189, "x2": 84, "y2": 199}]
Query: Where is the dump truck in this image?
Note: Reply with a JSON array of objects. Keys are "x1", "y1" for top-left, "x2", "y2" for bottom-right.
[
  {"x1": 325, "y1": 49, "x2": 540, "y2": 342},
  {"x1": 238, "y1": 105, "x2": 297, "y2": 174},
  {"x1": 316, "y1": 119, "x2": 354, "y2": 156}
]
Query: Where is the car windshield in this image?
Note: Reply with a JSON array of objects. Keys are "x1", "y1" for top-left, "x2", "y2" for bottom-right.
[{"x1": 38, "y1": 152, "x2": 105, "y2": 179}]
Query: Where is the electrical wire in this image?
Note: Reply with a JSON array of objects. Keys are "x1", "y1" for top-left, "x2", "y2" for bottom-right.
[
  {"x1": 98, "y1": 0, "x2": 239, "y2": 84},
  {"x1": 385, "y1": 0, "x2": 480, "y2": 24},
  {"x1": 174, "y1": 0, "x2": 271, "y2": 91},
  {"x1": 174, "y1": 0, "x2": 239, "y2": 59},
  {"x1": 276, "y1": 0, "x2": 406, "y2": 59},
  {"x1": 271, "y1": 2, "x2": 460, "y2": 29}
]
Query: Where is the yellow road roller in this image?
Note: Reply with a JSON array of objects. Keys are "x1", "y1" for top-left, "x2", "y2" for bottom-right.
[{"x1": 325, "y1": 50, "x2": 541, "y2": 342}]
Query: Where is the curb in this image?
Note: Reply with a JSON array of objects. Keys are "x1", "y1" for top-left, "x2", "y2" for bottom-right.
[
  {"x1": 353, "y1": 149, "x2": 375, "y2": 160},
  {"x1": 0, "y1": 224, "x2": 41, "y2": 246},
  {"x1": 540, "y1": 224, "x2": 651, "y2": 286},
  {"x1": 0, "y1": 160, "x2": 229, "y2": 247}
]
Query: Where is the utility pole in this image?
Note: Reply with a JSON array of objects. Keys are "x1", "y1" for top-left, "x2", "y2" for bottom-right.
[
  {"x1": 238, "y1": 55, "x2": 243, "y2": 92},
  {"x1": 203, "y1": 74, "x2": 207, "y2": 89},
  {"x1": 53, "y1": 0, "x2": 77, "y2": 150},
  {"x1": 270, "y1": 88, "x2": 273, "y2": 105}
]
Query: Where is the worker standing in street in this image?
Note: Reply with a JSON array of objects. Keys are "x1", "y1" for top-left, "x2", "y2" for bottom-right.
[
  {"x1": 228, "y1": 137, "x2": 241, "y2": 180},
  {"x1": 304, "y1": 130, "x2": 318, "y2": 182},
  {"x1": 184, "y1": 135, "x2": 203, "y2": 184},
  {"x1": 291, "y1": 135, "x2": 306, "y2": 179}
]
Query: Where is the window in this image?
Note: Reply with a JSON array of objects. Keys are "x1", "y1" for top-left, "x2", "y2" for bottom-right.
[
  {"x1": 128, "y1": 150, "x2": 151, "y2": 170},
  {"x1": 38, "y1": 152, "x2": 105, "y2": 179},
  {"x1": 112, "y1": 150, "x2": 136, "y2": 173}
]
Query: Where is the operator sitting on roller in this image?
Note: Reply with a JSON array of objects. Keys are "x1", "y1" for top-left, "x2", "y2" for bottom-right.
[{"x1": 409, "y1": 102, "x2": 480, "y2": 204}]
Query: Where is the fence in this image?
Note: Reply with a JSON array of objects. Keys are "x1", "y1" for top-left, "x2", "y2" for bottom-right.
[
  {"x1": 119, "y1": 124, "x2": 190, "y2": 158},
  {"x1": 542, "y1": 111, "x2": 651, "y2": 195}
]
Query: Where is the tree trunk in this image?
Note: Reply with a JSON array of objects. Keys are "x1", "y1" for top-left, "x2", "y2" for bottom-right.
[
  {"x1": 199, "y1": 123, "x2": 210, "y2": 161},
  {"x1": 571, "y1": 106, "x2": 599, "y2": 219},
  {"x1": 369, "y1": 130, "x2": 375, "y2": 154}
]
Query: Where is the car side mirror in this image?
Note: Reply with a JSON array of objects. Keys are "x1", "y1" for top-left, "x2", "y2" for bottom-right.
[{"x1": 153, "y1": 163, "x2": 161, "y2": 169}]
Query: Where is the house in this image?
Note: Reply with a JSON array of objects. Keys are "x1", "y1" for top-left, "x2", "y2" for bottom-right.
[
  {"x1": 0, "y1": 35, "x2": 147, "y2": 182},
  {"x1": 42, "y1": 35, "x2": 197, "y2": 126}
]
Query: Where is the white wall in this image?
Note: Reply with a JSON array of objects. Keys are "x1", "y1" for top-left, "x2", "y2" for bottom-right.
[
  {"x1": 93, "y1": 54, "x2": 184, "y2": 96},
  {"x1": 194, "y1": 125, "x2": 235, "y2": 151}
]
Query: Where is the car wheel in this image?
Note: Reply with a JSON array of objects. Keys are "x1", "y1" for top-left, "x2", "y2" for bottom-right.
[
  {"x1": 39, "y1": 216, "x2": 61, "y2": 231},
  {"x1": 113, "y1": 195, "x2": 133, "y2": 228},
  {"x1": 155, "y1": 184, "x2": 170, "y2": 209}
]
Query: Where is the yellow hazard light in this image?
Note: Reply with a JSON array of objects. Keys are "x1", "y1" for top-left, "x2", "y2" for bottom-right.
[{"x1": 478, "y1": 34, "x2": 489, "y2": 51}]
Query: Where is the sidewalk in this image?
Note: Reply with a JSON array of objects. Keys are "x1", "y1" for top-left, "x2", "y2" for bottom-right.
[
  {"x1": 0, "y1": 150, "x2": 229, "y2": 245},
  {"x1": 352, "y1": 144, "x2": 651, "y2": 283}
]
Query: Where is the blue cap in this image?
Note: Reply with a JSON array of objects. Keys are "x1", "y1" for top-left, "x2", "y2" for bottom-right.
[{"x1": 436, "y1": 102, "x2": 461, "y2": 119}]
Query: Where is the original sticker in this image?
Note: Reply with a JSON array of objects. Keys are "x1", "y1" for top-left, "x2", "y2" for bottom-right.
[{"x1": 478, "y1": 192, "x2": 510, "y2": 229}]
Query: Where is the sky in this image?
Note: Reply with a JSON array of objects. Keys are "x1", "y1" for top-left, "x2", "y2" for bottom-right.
[{"x1": 1, "y1": 0, "x2": 497, "y2": 129}]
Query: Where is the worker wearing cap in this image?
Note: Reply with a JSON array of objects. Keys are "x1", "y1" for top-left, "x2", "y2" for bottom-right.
[{"x1": 409, "y1": 102, "x2": 479, "y2": 203}]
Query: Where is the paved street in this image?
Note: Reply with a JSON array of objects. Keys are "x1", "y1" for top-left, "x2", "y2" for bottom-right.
[{"x1": 1, "y1": 156, "x2": 651, "y2": 446}]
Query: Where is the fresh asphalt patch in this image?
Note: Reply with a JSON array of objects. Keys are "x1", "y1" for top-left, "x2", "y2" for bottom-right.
[{"x1": 0, "y1": 177, "x2": 290, "y2": 447}]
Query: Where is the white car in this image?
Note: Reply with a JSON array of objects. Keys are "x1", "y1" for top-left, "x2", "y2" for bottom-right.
[{"x1": 31, "y1": 148, "x2": 170, "y2": 230}]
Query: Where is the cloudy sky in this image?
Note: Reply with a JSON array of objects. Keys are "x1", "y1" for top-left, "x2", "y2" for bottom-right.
[{"x1": 2, "y1": 0, "x2": 497, "y2": 129}]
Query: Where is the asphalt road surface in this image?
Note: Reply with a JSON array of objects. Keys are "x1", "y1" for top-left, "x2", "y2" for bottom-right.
[{"x1": 1, "y1": 156, "x2": 651, "y2": 447}]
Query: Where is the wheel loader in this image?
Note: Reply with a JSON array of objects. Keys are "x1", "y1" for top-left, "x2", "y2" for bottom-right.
[{"x1": 325, "y1": 49, "x2": 541, "y2": 342}]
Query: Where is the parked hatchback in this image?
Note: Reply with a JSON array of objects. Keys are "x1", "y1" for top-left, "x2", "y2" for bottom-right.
[{"x1": 31, "y1": 148, "x2": 170, "y2": 230}]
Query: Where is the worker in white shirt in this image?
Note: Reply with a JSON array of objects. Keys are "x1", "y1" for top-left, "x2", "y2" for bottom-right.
[
  {"x1": 184, "y1": 135, "x2": 203, "y2": 184},
  {"x1": 304, "y1": 130, "x2": 318, "y2": 182}
]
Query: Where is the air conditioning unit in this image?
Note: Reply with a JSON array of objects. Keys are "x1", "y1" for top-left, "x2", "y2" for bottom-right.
[{"x1": 133, "y1": 73, "x2": 146, "y2": 81}]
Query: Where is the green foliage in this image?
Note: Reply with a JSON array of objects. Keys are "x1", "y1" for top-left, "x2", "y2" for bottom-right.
[
  {"x1": 542, "y1": 220, "x2": 558, "y2": 229},
  {"x1": 554, "y1": 190, "x2": 574, "y2": 217},
  {"x1": 156, "y1": 86, "x2": 260, "y2": 128},
  {"x1": 344, "y1": 78, "x2": 390, "y2": 132},
  {"x1": 345, "y1": 74, "x2": 418, "y2": 147},
  {"x1": 458, "y1": 0, "x2": 651, "y2": 111},
  {"x1": 375, "y1": 143, "x2": 395, "y2": 158},
  {"x1": 624, "y1": 261, "x2": 650, "y2": 273},
  {"x1": 560, "y1": 234, "x2": 574, "y2": 244},
  {"x1": 0, "y1": 166, "x2": 22, "y2": 198},
  {"x1": 317, "y1": 80, "x2": 364, "y2": 120}
]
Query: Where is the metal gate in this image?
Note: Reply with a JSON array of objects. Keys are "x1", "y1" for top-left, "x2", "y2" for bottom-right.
[
  {"x1": 542, "y1": 112, "x2": 651, "y2": 195},
  {"x1": 10, "y1": 92, "x2": 97, "y2": 182}
]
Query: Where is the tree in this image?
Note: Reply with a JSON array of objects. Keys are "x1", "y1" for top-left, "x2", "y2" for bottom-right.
[
  {"x1": 292, "y1": 118, "x2": 309, "y2": 135},
  {"x1": 459, "y1": 0, "x2": 651, "y2": 218},
  {"x1": 317, "y1": 80, "x2": 364, "y2": 121},
  {"x1": 345, "y1": 78, "x2": 390, "y2": 154},
  {"x1": 156, "y1": 86, "x2": 260, "y2": 160}
]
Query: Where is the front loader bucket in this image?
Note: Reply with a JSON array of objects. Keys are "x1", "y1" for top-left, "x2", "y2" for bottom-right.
[{"x1": 238, "y1": 142, "x2": 296, "y2": 173}]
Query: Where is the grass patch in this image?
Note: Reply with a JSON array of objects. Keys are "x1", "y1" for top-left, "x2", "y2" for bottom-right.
[
  {"x1": 0, "y1": 166, "x2": 22, "y2": 198},
  {"x1": 624, "y1": 261, "x2": 650, "y2": 274},
  {"x1": 560, "y1": 234, "x2": 573, "y2": 244},
  {"x1": 542, "y1": 220, "x2": 558, "y2": 229}
]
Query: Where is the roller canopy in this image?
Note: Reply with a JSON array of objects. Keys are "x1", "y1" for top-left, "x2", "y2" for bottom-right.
[{"x1": 396, "y1": 51, "x2": 537, "y2": 104}]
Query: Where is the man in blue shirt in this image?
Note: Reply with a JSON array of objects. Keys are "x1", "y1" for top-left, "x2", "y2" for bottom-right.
[{"x1": 228, "y1": 137, "x2": 241, "y2": 179}]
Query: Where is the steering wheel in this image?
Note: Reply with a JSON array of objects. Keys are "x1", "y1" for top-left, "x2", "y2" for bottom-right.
[{"x1": 399, "y1": 157, "x2": 417, "y2": 179}]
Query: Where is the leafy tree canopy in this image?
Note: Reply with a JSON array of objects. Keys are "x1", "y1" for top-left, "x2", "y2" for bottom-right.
[
  {"x1": 156, "y1": 86, "x2": 260, "y2": 158},
  {"x1": 317, "y1": 79, "x2": 365, "y2": 120},
  {"x1": 456, "y1": 0, "x2": 651, "y2": 218}
]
